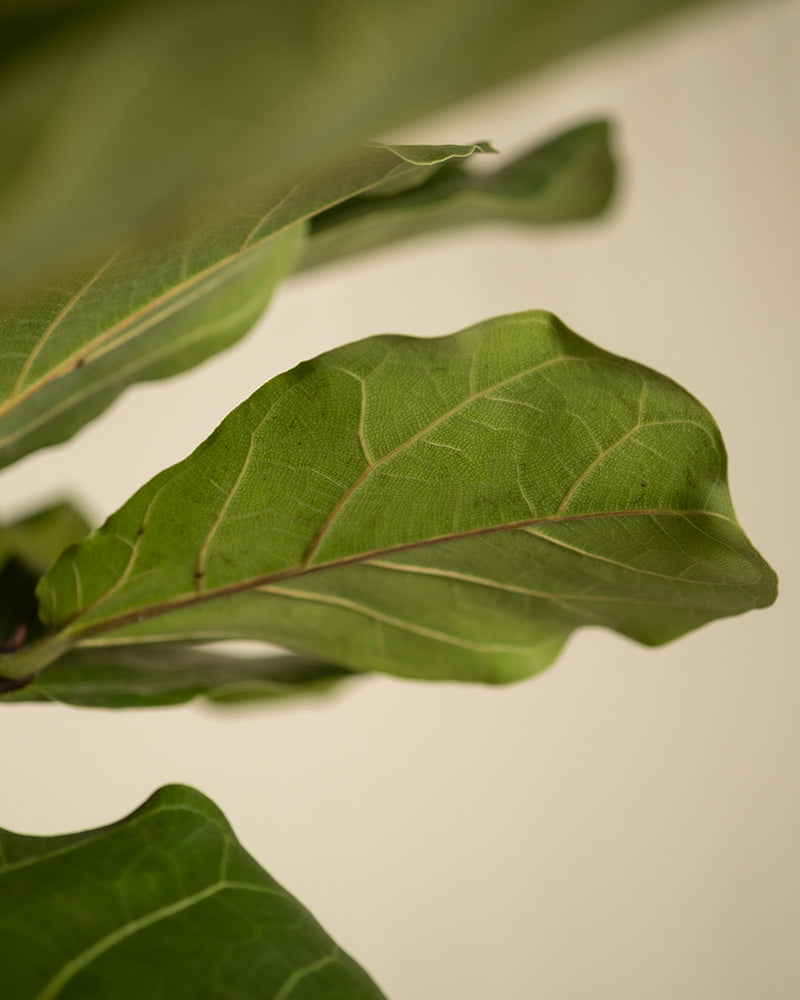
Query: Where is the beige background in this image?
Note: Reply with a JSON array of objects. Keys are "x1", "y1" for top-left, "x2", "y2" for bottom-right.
[{"x1": 1, "y1": 2, "x2": 798, "y2": 997}]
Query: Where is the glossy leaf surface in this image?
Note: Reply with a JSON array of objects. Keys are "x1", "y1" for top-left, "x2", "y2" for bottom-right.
[
  {"x1": 302, "y1": 121, "x2": 614, "y2": 270},
  {"x1": 1, "y1": 645, "x2": 353, "y2": 708},
  {"x1": 0, "y1": 0, "x2": 730, "y2": 294},
  {"x1": 0, "y1": 784, "x2": 386, "y2": 999},
  {"x1": 3, "y1": 311, "x2": 775, "y2": 688},
  {"x1": 0, "y1": 141, "x2": 488, "y2": 470}
]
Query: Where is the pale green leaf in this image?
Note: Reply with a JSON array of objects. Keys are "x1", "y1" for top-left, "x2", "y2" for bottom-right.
[
  {"x1": 302, "y1": 121, "x2": 614, "y2": 270},
  {"x1": 0, "y1": 141, "x2": 489, "y2": 470},
  {"x1": 1, "y1": 311, "x2": 775, "y2": 689},
  {"x1": 0, "y1": 645, "x2": 353, "y2": 708},
  {"x1": 0, "y1": 784, "x2": 387, "y2": 999},
  {"x1": 0, "y1": 0, "x2": 732, "y2": 295}
]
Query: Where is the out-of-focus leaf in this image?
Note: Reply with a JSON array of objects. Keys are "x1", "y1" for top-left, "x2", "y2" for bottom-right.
[
  {"x1": 0, "y1": 141, "x2": 489, "y2": 470},
  {"x1": 0, "y1": 784, "x2": 387, "y2": 999},
  {"x1": 2, "y1": 311, "x2": 775, "y2": 688},
  {"x1": 1, "y1": 644, "x2": 354, "y2": 707},
  {"x1": 0, "y1": 500, "x2": 90, "y2": 657},
  {"x1": 302, "y1": 120, "x2": 614, "y2": 270},
  {"x1": 0, "y1": 0, "x2": 734, "y2": 294},
  {"x1": 0, "y1": 499, "x2": 90, "y2": 573}
]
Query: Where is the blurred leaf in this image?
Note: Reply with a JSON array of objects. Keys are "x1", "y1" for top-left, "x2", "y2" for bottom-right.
[
  {"x1": 0, "y1": 141, "x2": 488, "y2": 470},
  {"x1": 3, "y1": 311, "x2": 775, "y2": 688},
  {"x1": 0, "y1": 500, "x2": 91, "y2": 657},
  {"x1": 302, "y1": 120, "x2": 614, "y2": 270},
  {"x1": 0, "y1": 784, "x2": 387, "y2": 999},
  {"x1": 0, "y1": 499, "x2": 90, "y2": 572},
  {"x1": 0, "y1": 0, "x2": 733, "y2": 294},
  {"x1": 1, "y1": 644, "x2": 354, "y2": 707}
]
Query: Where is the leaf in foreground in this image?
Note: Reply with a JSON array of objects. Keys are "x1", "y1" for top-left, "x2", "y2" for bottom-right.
[
  {"x1": 0, "y1": 141, "x2": 488, "y2": 471},
  {"x1": 0, "y1": 784, "x2": 386, "y2": 999},
  {"x1": 0, "y1": 311, "x2": 776, "y2": 688},
  {"x1": 301, "y1": 120, "x2": 614, "y2": 270},
  {"x1": 1, "y1": 645, "x2": 353, "y2": 708}
]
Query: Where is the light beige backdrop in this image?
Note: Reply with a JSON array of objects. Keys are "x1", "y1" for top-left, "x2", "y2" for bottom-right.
[{"x1": 1, "y1": 2, "x2": 798, "y2": 997}]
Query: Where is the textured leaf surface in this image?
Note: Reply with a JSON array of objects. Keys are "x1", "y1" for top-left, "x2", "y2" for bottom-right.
[
  {"x1": 0, "y1": 0, "x2": 730, "y2": 294},
  {"x1": 0, "y1": 784, "x2": 386, "y2": 999},
  {"x1": 0, "y1": 141, "x2": 488, "y2": 470},
  {"x1": 2, "y1": 311, "x2": 775, "y2": 688},
  {"x1": 302, "y1": 121, "x2": 614, "y2": 270},
  {"x1": 0, "y1": 645, "x2": 353, "y2": 708}
]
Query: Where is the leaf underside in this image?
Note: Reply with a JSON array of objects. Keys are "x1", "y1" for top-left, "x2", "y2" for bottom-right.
[
  {"x1": 0, "y1": 784, "x2": 386, "y2": 999},
  {"x1": 301, "y1": 120, "x2": 615, "y2": 270},
  {"x1": 0, "y1": 141, "x2": 492, "y2": 470},
  {"x1": 0, "y1": 645, "x2": 353, "y2": 708},
  {"x1": 0, "y1": 0, "x2": 727, "y2": 295},
  {"x1": 0, "y1": 310, "x2": 775, "y2": 698}
]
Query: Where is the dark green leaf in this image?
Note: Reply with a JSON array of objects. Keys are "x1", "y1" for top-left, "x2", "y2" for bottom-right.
[
  {"x1": 1, "y1": 645, "x2": 354, "y2": 708},
  {"x1": 0, "y1": 500, "x2": 91, "y2": 654},
  {"x1": 0, "y1": 142, "x2": 488, "y2": 470},
  {"x1": 0, "y1": 0, "x2": 732, "y2": 295},
  {"x1": 2, "y1": 311, "x2": 775, "y2": 688},
  {"x1": 0, "y1": 499, "x2": 91, "y2": 573},
  {"x1": 0, "y1": 784, "x2": 387, "y2": 999},
  {"x1": 302, "y1": 121, "x2": 614, "y2": 270}
]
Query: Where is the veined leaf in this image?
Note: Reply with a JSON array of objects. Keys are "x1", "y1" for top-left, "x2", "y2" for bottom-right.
[
  {"x1": 0, "y1": 500, "x2": 90, "y2": 666},
  {"x1": 0, "y1": 784, "x2": 387, "y2": 999},
  {"x1": 0, "y1": 226, "x2": 301, "y2": 471},
  {"x1": 1, "y1": 311, "x2": 775, "y2": 689},
  {"x1": 1, "y1": 645, "x2": 353, "y2": 708},
  {"x1": 302, "y1": 121, "x2": 614, "y2": 270},
  {"x1": 0, "y1": 0, "x2": 731, "y2": 294},
  {"x1": 0, "y1": 141, "x2": 489, "y2": 470}
]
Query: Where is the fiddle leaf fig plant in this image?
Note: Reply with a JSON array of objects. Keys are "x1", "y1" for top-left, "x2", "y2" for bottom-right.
[
  {"x1": 0, "y1": 785, "x2": 387, "y2": 1000},
  {"x1": 0, "y1": 0, "x2": 776, "y2": 996}
]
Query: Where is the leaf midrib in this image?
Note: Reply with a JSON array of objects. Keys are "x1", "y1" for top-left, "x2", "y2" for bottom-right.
[
  {"x1": 0, "y1": 285, "x2": 270, "y2": 454},
  {"x1": 65, "y1": 507, "x2": 733, "y2": 643},
  {"x1": 0, "y1": 234, "x2": 280, "y2": 422},
  {"x1": 35, "y1": 879, "x2": 286, "y2": 1000},
  {"x1": 1, "y1": 147, "x2": 479, "y2": 424}
]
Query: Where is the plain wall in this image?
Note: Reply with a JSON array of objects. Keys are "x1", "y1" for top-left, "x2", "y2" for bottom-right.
[{"x1": 1, "y1": 1, "x2": 798, "y2": 997}]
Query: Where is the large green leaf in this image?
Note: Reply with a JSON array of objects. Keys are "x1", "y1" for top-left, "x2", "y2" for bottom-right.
[
  {"x1": 0, "y1": 141, "x2": 489, "y2": 470},
  {"x1": 1, "y1": 645, "x2": 353, "y2": 708},
  {"x1": 0, "y1": 784, "x2": 386, "y2": 999},
  {"x1": 302, "y1": 121, "x2": 614, "y2": 270},
  {"x1": 0, "y1": 500, "x2": 90, "y2": 668},
  {"x1": 0, "y1": 0, "x2": 733, "y2": 294},
  {"x1": 0, "y1": 311, "x2": 775, "y2": 689}
]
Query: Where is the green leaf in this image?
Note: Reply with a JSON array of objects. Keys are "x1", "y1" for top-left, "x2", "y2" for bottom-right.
[
  {"x1": 0, "y1": 141, "x2": 489, "y2": 470},
  {"x1": 302, "y1": 121, "x2": 614, "y2": 271},
  {"x1": 0, "y1": 500, "x2": 91, "y2": 659},
  {"x1": 1, "y1": 645, "x2": 354, "y2": 708},
  {"x1": 3, "y1": 311, "x2": 775, "y2": 689},
  {"x1": 0, "y1": 499, "x2": 91, "y2": 574},
  {"x1": 0, "y1": 0, "x2": 731, "y2": 295},
  {"x1": 0, "y1": 226, "x2": 301, "y2": 471},
  {"x1": 0, "y1": 784, "x2": 387, "y2": 999}
]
